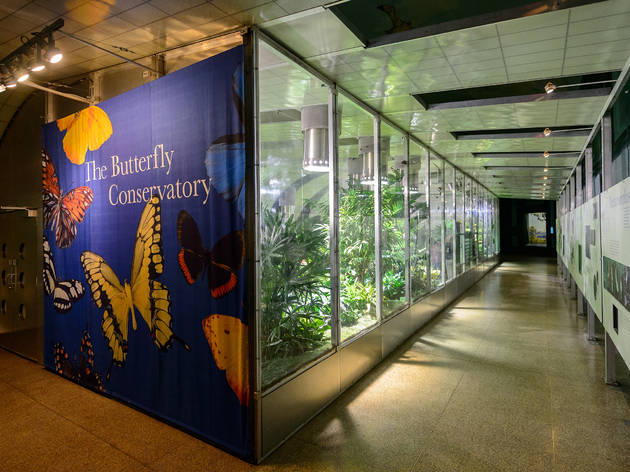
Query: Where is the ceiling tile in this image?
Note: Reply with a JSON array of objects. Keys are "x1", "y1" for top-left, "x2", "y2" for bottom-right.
[
  {"x1": 569, "y1": 12, "x2": 630, "y2": 35},
  {"x1": 567, "y1": 25, "x2": 630, "y2": 48},
  {"x1": 0, "y1": 14, "x2": 36, "y2": 34},
  {"x1": 149, "y1": 0, "x2": 207, "y2": 15},
  {"x1": 119, "y1": 3, "x2": 169, "y2": 26},
  {"x1": 65, "y1": 1, "x2": 112, "y2": 27},
  {"x1": 500, "y1": 24, "x2": 567, "y2": 48}
]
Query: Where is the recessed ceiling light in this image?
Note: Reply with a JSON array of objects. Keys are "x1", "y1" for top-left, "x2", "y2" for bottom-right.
[{"x1": 543, "y1": 128, "x2": 552, "y2": 137}]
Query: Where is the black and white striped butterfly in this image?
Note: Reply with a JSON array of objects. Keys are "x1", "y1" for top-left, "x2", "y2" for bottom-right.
[{"x1": 43, "y1": 235, "x2": 85, "y2": 313}]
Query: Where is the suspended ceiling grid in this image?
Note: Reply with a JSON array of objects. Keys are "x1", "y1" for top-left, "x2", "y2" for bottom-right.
[
  {"x1": 0, "y1": 0, "x2": 628, "y2": 199},
  {"x1": 259, "y1": 0, "x2": 630, "y2": 199},
  {"x1": 0, "y1": 0, "x2": 333, "y2": 140}
]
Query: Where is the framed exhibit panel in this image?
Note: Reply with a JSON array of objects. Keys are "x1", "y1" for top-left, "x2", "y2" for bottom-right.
[{"x1": 600, "y1": 177, "x2": 630, "y2": 367}]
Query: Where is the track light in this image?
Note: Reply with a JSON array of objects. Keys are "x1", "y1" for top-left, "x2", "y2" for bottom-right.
[
  {"x1": 16, "y1": 67, "x2": 29, "y2": 82},
  {"x1": 0, "y1": 20, "x2": 64, "y2": 88},
  {"x1": 0, "y1": 83, "x2": 5, "y2": 93},
  {"x1": 45, "y1": 46, "x2": 62, "y2": 64},
  {"x1": 544, "y1": 167, "x2": 548, "y2": 172},
  {"x1": 545, "y1": 82, "x2": 556, "y2": 94},
  {"x1": 543, "y1": 151, "x2": 550, "y2": 158},
  {"x1": 30, "y1": 45, "x2": 45, "y2": 72},
  {"x1": 543, "y1": 128, "x2": 552, "y2": 137}
]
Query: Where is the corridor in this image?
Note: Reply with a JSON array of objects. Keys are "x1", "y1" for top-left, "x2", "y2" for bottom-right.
[{"x1": 0, "y1": 258, "x2": 628, "y2": 471}]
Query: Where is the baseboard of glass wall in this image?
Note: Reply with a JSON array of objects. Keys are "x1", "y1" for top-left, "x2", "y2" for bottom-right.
[{"x1": 259, "y1": 256, "x2": 499, "y2": 461}]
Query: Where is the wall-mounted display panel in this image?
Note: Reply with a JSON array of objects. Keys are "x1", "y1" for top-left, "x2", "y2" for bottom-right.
[
  {"x1": 601, "y1": 178, "x2": 630, "y2": 367},
  {"x1": 581, "y1": 197, "x2": 602, "y2": 321}
]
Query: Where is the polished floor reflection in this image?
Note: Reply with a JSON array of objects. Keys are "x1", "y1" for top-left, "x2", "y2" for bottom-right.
[{"x1": 0, "y1": 257, "x2": 628, "y2": 471}]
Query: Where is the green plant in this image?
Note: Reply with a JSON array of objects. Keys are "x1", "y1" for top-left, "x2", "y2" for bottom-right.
[{"x1": 260, "y1": 205, "x2": 331, "y2": 361}]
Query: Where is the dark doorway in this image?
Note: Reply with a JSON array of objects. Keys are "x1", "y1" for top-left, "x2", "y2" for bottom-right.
[{"x1": 499, "y1": 199, "x2": 556, "y2": 256}]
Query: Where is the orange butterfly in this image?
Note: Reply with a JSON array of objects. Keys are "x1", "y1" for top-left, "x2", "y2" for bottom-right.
[
  {"x1": 57, "y1": 106, "x2": 113, "y2": 165},
  {"x1": 42, "y1": 148, "x2": 93, "y2": 248},
  {"x1": 202, "y1": 314, "x2": 249, "y2": 406}
]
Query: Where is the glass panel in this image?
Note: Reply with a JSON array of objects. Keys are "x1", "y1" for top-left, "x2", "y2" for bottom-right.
[
  {"x1": 475, "y1": 183, "x2": 482, "y2": 262},
  {"x1": 338, "y1": 93, "x2": 377, "y2": 340},
  {"x1": 381, "y1": 123, "x2": 407, "y2": 316},
  {"x1": 612, "y1": 79, "x2": 630, "y2": 186},
  {"x1": 455, "y1": 171, "x2": 465, "y2": 275},
  {"x1": 444, "y1": 162, "x2": 455, "y2": 281},
  {"x1": 259, "y1": 42, "x2": 332, "y2": 388},
  {"x1": 430, "y1": 154, "x2": 444, "y2": 288},
  {"x1": 464, "y1": 176, "x2": 474, "y2": 267},
  {"x1": 409, "y1": 141, "x2": 429, "y2": 301},
  {"x1": 592, "y1": 129, "x2": 602, "y2": 196}
]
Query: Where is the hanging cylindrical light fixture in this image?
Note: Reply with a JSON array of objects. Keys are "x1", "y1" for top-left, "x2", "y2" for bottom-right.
[
  {"x1": 358, "y1": 136, "x2": 389, "y2": 186},
  {"x1": 301, "y1": 104, "x2": 329, "y2": 172},
  {"x1": 347, "y1": 156, "x2": 362, "y2": 185}
]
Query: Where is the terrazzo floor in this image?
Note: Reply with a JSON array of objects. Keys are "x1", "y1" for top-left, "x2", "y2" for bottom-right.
[{"x1": 0, "y1": 257, "x2": 629, "y2": 471}]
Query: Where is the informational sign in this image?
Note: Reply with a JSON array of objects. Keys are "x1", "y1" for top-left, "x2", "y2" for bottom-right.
[
  {"x1": 582, "y1": 196, "x2": 602, "y2": 320},
  {"x1": 42, "y1": 46, "x2": 251, "y2": 458},
  {"x1": 601, "y1": 178, "x2": 630, "y2": 367}
]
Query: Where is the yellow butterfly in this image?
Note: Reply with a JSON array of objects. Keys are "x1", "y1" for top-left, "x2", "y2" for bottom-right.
[
  {"x1": 81, "y1": 195, "x2": 189, "y2": 378},
  {"x1": 57, "y1": 105, "x2": 113, "y2": 165},
  {"x1": 202, "y1": 314, "x2": 249, "y2": 406}
]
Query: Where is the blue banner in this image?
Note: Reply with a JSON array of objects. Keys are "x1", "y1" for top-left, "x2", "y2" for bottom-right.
[{"x1": 42, "y1": 45, "x2": 250, "y2": 458}]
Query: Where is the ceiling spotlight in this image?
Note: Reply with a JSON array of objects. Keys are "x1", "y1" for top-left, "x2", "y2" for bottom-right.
[
  {"x1": 30, "y1": 45, "x2": 46, "y2": 72},
  {"x1": 544, "y1": 168, "x2": 548, "y2": 172},
  {"x1": 16, "y1": 68, "x2": 29, "y2": 82},
  {"x1": 45, "y1": 46, "x2": 62, "y2": 64},
  {"x1": 543, "y1": 151, "x2": 550, "y2": 158},
  {"x1": 543, "y1": 176, "x2": 548, "y2": 180},
  {"x1": 543, "y1": 128, "x2": 552, "y2": 137},
  {"x1": 6, "y1": 77, "x2": 17, "y2": 88},
  {"x1": 545, "y1": 82, "x2": 556, "y2": 94},
  {"x1": 0, "y1": 83, "x2": 5, "y2": 93}
]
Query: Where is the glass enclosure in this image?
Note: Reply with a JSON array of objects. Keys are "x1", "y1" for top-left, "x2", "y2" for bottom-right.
[
  {"x1": 381, "y1": 123, "x2": 408, "y2": 317},
  {"x1": 258, "y1": 42, "x2": 332, "y2": 388},
  {"x1": 338, "y1": 94, "x2": 378, "y2": 340},
  {"x1": 429, "y1": 155, "x2": 444, "y2": 288},
  {"x1": 444, "y1": 162, "x2": 455, "y2": 281},
  {"x1": 409, "y1": 141, "x2": 430, "y2": 301},
  {"x1": 455, "y1": 172, "x2": 465, "y2": 275},
  {"x1": 256, "y1": 37, "x2": 500, "y2": 389}
]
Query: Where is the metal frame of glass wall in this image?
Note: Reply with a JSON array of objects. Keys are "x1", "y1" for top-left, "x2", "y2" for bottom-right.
[{"x1": 249, "y1": 28, "x2": 500, "y2": 461}]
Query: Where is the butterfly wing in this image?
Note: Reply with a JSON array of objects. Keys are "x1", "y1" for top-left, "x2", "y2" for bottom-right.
[
  {"x1": 208, "y1": 230, "x2": 245, "y2": 298},
  {"x1": 202, "y1": 314, "x2": 249, "y2": 406},
  {"x1": 57, "y1": 186, "x2": 93, "y2": 248},
  {"x1": 78, "y1": 329, "x2": 104, "y2": 391},
  {"x1": 81, "y1": 251, "x2": 129, "y2": 365},
  {"x1": 42, "y1": 236, "x2": 56, "y2": 296},
  {"x1": 53, "y1": 342, "x2": 77, "y2": 379},
  {"x1": 57, "y1": 106, "x2": 113, "y2": 165},
  {"x1": 205, "y1": 135, "x2": 245, "y2": 202},
  {"x1": 41, "y1": 148, "x2": 61, "y2": 228},
  {"x1": 130, "y1": 196, "x2": 176, "y2": 350},
  {"x1": 177, "y1": 210, "x2": 206, "y2": 284},
  {"x1": 53, "y1": 280, "x2": 85, "y2": 313}
]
